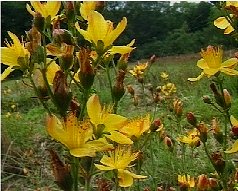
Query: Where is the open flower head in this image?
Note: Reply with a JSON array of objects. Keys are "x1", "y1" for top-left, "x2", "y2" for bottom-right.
[
  {"x1": 177, "y1": 128, "x2": 200, "y2": 148},
  {"x1": 26, "y1": 1, "x2": 61, "y2": 19},
  {"x1": 46, "y1": 113, "x2": 112, "y2": 157},
  {"x1": 178, "y1": 174, "x2": 195, "y2": 189},
  {"x1": 188, "y1": 46, "x2": 238, "y2": 81},
  {"x1": 95, "y1": 146, "x2": 147, "y2": 187},
  {"x1": 120, "y1": 114, "x2": 151, "y2": 139},
  {"x1": 129, "y1": 62, "x2": 148, "y2": 78},
  {"x1": 1, "y1": 31, "x2": 30, "y2": 80},
  {"x1": 75, "y1": 11, "x2": 127, "y2": 51},
  {"x1": 87, "y1": 94, "x2": 132, "y2": 144}
]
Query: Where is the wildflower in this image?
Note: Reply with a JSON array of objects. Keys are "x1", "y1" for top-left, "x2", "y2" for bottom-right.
[
  {"x1": 26, "y1": 1, "x2": 61, "y2": 20},
  {"x1": 177, "y1": 128, "x2": 200, "y2": 148},
  {"x1": 178, "y1": 174, "x2": 195, "y2": 190},
  {"x1": 173, "y1": 98, "x2": 183, "y2": 118},
  {"x1": 225, "y1": 140, "x2": 238, "y2": 154},
  {"x1": 120, "y1": 114, "x2": 151, "y2": 139},
  {"x1": 231, "y1": 115, "x2": 238, "y2": 136},
  {"x1": 160, "y1": 72, "x2": 169, "y2": 80},
  {"x1": 1, "y1": 32, "x2": 30, "y2": 80},
  {"x1": 161, "y1": 83, "x2": 176, "y2": 96},
  {"x1": 188, "y1": 46, "x2": 238, "y2": 81},
  {"x1": 75, "y1": 11, "x2": 133, "y2": 54},
  {"x1": 95, "y1": 146, "x2": 147, "y2": 187},
  {"x1": 46, "y1": 113, "x2": 113, "y2": 157},
  {"x1": 129, "y1": 62, "x2": 148, "y2": 81},
  {"x1": 5, "y1": 112, "x2": 11, "y2": 118},
  {"x1": 87, "y1": 94, "x2": 132, "y2": 144}
]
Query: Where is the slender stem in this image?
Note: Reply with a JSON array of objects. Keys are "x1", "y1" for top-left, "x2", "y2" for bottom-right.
[
  {"x1": 72, "y1": 157, "x2": 79, "y2": 191},
  {"x1": 106, "y1": 64, "x2": 114, "y2": 103}
]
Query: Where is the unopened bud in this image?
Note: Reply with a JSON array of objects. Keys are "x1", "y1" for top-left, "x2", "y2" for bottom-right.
[
  {"x1": 149, "y1": 54, "x2": 157, "y2": 64},
  {"x1": 127, "y1": 85, "x2": 135, "y2": 96},
  {"x1": 112, "y1": 70, "x2": 126, "y2": 102},
  {"x1": 173, "y1": 99, "x2": 183, "y2": 118},
  {"x1": 53, "y1": 29, "x2": 74, "y2": 45},
  {"x1": 197, "y1": 174, "x2": 210, "y2": 191},
  {"x1": 186, "y1": 112, "x2": 197, "y2": 127},
  {"x1": 202, "y1": 95, "x2": 212, "y2": 104},
  {"x1": 164, "y1": 136, "x2": 173, "y2": 151},
  {"x1": 208, "y1": 178, "x2": 219, "y2": 190},
  {"x1": 210, "y1": 83, "x2": 224, "y2": 107},
  {"x1": 223, "y1": 89, "x2": 231, "y2": 109},
  {"x1": 138, "y1": 77, "x2": 144, "y2": 84},
  {"x1": 197, "y1": 122, "x2": 208, "y2": 143},
  {"x1": 211, "y1": 151, "x2": 225, "y2": 173},
  {"x1": 70, "y1": 98, "x2": 80, "y2": 116}
]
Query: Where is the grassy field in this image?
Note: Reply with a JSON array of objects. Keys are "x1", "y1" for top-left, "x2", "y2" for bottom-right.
[{"x1": 1, "y1": 53, "x2": 238, "y2": 190}]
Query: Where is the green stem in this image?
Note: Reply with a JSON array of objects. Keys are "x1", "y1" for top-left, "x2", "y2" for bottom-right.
[
  {"x1": 72, "y1": 157, "x2": 79, "y2": 191},
  {"x1": 106, "y1": 64, "x2": 114, "y2": 103}
]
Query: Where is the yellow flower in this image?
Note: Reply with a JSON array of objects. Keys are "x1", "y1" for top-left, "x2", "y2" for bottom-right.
[
  {"x1": 178, "y1": 174, "x2": 195, "y2": 189},
  {"x1": 161, "y1": 82, "x2": 176, "y2": 96},
  {"x1": 129, "y1": 62, "x2": 148, "y2": 78},
  {"x1": 214, "y1": 15, "x2": 234, "y2": 34},
  {"x1": 225, "y1": 140, "x2": 238, "y2": 154},
  {"x1": 26, "y1": 1, "x2": 61, "y2": 19},
  {"x1": 95, "y1": 146, "x2": 147, "y2": 187},
  {"x1": 87, "y1": 94, "x2": 132, "y2": 144},
  {"x1": 80, "y1": 1, "x2": 97, "y2": 20},
  {"x1": 188, "y1": 46, "x2": 238, "y2": 81},
  {"x1": 1, "y1": 32, "x2": 30, "y2": 80},
  {"x1": 108, "y1": 39, "x2": 136, "y2": 55},
  {"x1": 160, "y1": 72, "x2": 169, "y2": 80},
  {"x1": 177, "y1": 128, "x2": 200, "y2": 148},
  {"x1": 46, "y1": 113, "x2": 112, "y2": 157},
  {"x1": 120, "y1": 114, "x2": 150, "y2": 138},
  {"x1": 75, "y1": 11, "x2": 127, "y2": 51}
]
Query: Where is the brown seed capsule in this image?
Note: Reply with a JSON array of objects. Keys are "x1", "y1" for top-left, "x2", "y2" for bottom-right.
[{"x1": 186, "y1": 112, "x2": 197, "y2": 127}]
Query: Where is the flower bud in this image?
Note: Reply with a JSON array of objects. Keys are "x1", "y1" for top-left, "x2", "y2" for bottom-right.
[
  {"x1": 173, "y1": 99, "x2": 183, "y2": 118},
  {"x1": 186, "y1": 112, "x2": 197, "y2": 127},
  {"x1": 48, "y1": 149, "x2": 72, "y2": 191},
  {"x1": 118, "y1": 53, "x2": 129, "y2": 71},
  {"x1": 133, "y1": 95, "x2": 139, "y2": 106},
  {"x1": 112, "y1": 70, "x2": 126, "y2": 102},
  {"x1": 150, "y1": 119, "x2": 162, "y2": 132},
  {"x1": 202, "y1": 95, "x2": 212, "y2": 104},
  {"x1": 197, "y1": 122, "x2": 208, "y2": 143},
  {"x1": 197, "y1": 174, "x2": 210, "y2": 191},
  {"x1": 33, "y1": 12, "x2": 45, "y2": 33},
  {"x1": 223, "y1": 89, "x2": 231, "y2": 109},
  {"x1": 208, "y1": 178, "x2": 219, "y2": 190},
  {"x1": 127, "y1": 85, "x2": 135, "y2": 97},
  {"x1": 211, "y1": 151, "x2": 225, "y2": 173},
  {"x1": 164, "y1": 136, "x2": 173, "y2": 151},
  {"x1": 77, "y1": 49, "x2": 95, "y2": 89},
  {"x1": 53, "y1": 29, "x2": 74, "y2": 45}
]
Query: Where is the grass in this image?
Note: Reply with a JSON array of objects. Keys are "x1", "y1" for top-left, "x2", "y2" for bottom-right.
[{"x1": 1, "y1": 53, "x2": 238, "y2": 190}]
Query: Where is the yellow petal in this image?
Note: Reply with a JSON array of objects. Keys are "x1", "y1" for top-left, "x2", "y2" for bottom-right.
[
  {"x1": 46, "y1": 59, "x2": 60, "y2": 85},
  {"x1": 75, "y1": 22, "x2": 94, "y2": 43},
  {"x1": 45, "y1": 1, "x2": 61, "y2": 18},
  {"x1": 118, "y1": 169, "x2": 134, "y2": 187},
  {"x1": 224, "y1": 24, "x2": 234, "y2": 34},
  {"x1": 197, "y1": 59, "x2": 208, "y2": 69},
  {"x1": 31, "y1": 2, "x2": 47, "y2": 18},
  {"x1": 109, "y1": 46, "x2": 135, "y2": 55},
  {"x1": 1, "y1": 47, "x2": 19, "y2": 67},
  {"x1": 104, "y1": 114, "x2": 128, "y2": 132},
  {"x1": 70, "y1": 147, "x2": 97, "y2": 157},
  {"x1": 104, "y1": 17, "x2": 127, "y2": 47},
  {"x1": 1, "y1": 67, "x2": 14, "y2": 81},
  {"x1": 225, "y1": 140, "x2": 238, "y2": 153},
  {"x1": 214, "y1": 17, "x2": 230, "y2": 29},
  {"x1": 105, "y1": 131, "x2": 133, "y2": 144},
  {"x1": 188, "y1": 72, "x2": 205, "y2": 82},
  {"x1": 231, "y1": 115, "x2": 238, "y2": 126},
  {"x1": 95, "y1": 164, "x2": 115, "y2": 171},
  {"x1": 220, "y1": 68, "x2": 238, "y2": 75},
  {"x1": 80, "y1": 1, "x2": 96, "y2": 20},
  {"x1": 26, "y1": 3, "x2": 35, "y2": 16},
  {"x1": 122, "y1": 169, "x2": 147, "y2": 179},
  {"x1": 100, "y1": 155, "x2": 115, "y2": 168},
  {"x1": 203, "y1": 68, "x2": 219, "y2": 76},
  {"x1": 87, "y1": 94, "x2": 102, "y2": 126},
  {"x1": 222, "y1": 58, "x2": 238, "y2": 67}
]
